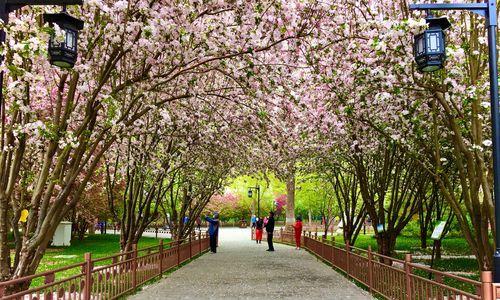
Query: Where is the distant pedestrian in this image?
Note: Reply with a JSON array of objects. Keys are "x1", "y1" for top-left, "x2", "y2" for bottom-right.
[
  {"x1": 263, "y1": 216, "x2": 268, "y2": 226},
  {"x1": 251, "y1": 214, "x2": 256, "y2": 228},
  {"x1": 99, "y1": 221, "x2": 104, "y2": 234},
  {"x1": 293, "y1": 216, "x2": 303, "y2": 250},
  {"x1": 205, "y1": 212, "x2": 220, "y2": 253},
  {"x1": 255, "y1": 217, "x2": 264, "y2": 244},
  {"x1": 265, "y1": 211, "x2": 275, "y2": 252}
]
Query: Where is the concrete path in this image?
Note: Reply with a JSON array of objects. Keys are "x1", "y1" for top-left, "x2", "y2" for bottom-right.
[{"x1": 129, "y1": 227, "x2": 373, "y2": 300}]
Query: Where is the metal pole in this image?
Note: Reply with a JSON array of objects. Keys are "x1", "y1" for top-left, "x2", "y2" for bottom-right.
[
  {"x1": 485, "y1": 0, "x2": 500, "y2": 283},
  {"x1": 257, "y1": 185, "x2": 260, "y2": 217},
  {"x1": 410, "y1": 0, "x2": 500, "y2": 282}
]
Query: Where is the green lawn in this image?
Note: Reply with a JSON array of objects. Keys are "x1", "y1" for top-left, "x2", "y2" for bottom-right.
[
  {"x1": 29, "y1": 234, "x2": 169, "y2": 287},
  {"x1": 329, "y1": 234, "x2": 471, "y2": 257}
]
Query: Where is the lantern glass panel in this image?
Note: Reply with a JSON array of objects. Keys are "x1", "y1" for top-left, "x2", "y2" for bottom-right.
[
  {"x1": 248, "y1": 190, "x2": 253, "y2": 198},
  {"x1": 426, "y1": 31, "x2": 442, "y2": 53},
  {"x1": 65, "y1": 29, "x2": 76, "y2": 51}
]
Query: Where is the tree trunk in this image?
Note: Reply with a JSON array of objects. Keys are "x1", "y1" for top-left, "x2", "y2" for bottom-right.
[
  {"x1": 420, "y1": 223, "x2": 428, "y2": 249},
  {"x1": 286, "y1": 173, "x2": 295, "y2": 226},
  {"x1": 418, "y1": 203, "x2": 428, "y2": 249},
  {"x1": 376, "y1": 232, "x2": 397, "y2": 265},
  {"x1": 7, "y1": 226, "x2": 55, "y2": 293},
  {"x1": 435, "y1": 239, "x2": 442, "y2": 260},
  {"x1": 0, "y1": 194, "x2": 11, "y2": 281}
]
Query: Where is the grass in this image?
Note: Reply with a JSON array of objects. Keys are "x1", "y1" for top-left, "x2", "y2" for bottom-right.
[
  {"x1": 28, "y1": 234, "x2": 170, "y2": 287},
  {"x1": 328, "y1": 233, "x2": 472, "y2": 257}
]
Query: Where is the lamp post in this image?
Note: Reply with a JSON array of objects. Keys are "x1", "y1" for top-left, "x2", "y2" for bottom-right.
[
  {"x1": 409, "y1": 0, "x2": 500, "y2": 281},
  {"x1": 0, "y1": 0, "x2": 84, "y2": 152},
  {"x1": 248, "y1": 185, "x2": 261, "y2": 217}
]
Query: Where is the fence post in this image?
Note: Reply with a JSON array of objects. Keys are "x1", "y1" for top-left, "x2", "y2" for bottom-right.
[
  {"x1": 368, "y1": 245, "x2": 373, "y2": 294},
  {"x1": 189, "y1": 235, "x2": 192, "y2": 259},
  {"x1": 405, "y1": 254, "x2": 412, "y2": 300},
  {"x1": 177, "y1": 240, "x2": 181, "y2": 266},
  {"x1": 481, "y1": 271, "x2": 494, "y2": 300},
  {"x1": 331, "y1": 238, "x2": 335, "y2": 267},
  {"x1": 132, "y1": 244, "x2": 138, "y2": 289},
  {"x1": 321, "y1": 235, "x2": 328, "y2": 260},
  {"x1": 434, "y1": 273, "x2": 443, "y2": 300},
  {"x1": 44, "y1": 272, "x2": 55, "y2": 300},
  {"x1": 346, "y1": 242, "x2": 350, "y2": 278},
  {"x1": 199, "y1": 232, "x2": 202, "y2": 254},
  {"x1": 158, "y1": 240, "x2": 164, "y2": 276},
  {"x1": 84, "y1": 252, "x2": 92, "y2": 300}
]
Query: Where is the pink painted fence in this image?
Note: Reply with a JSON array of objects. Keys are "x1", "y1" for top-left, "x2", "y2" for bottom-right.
[
  {"x1": 0, "y1": 232, "x2": 210, "y2": 300},
  {"x1": 252, "y1": 228, "x2": 496, "y2": 300}
]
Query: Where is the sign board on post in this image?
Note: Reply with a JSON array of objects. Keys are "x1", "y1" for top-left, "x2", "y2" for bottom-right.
[{"x1": 431, "y1": 221, "x2": 447, "y2": 240}]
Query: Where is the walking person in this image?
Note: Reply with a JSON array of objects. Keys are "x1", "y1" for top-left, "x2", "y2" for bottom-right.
[
  {"x1": 255, "y1": 217, "x2": 264, "y2": 244},
  {"x1": 251, "y1": 214, "x2": 257, "y2": 228},
  {"x1": 265, "y1": 211, "x2": 275, "y2": 252},
  {"x1": 293, "y1": 216, "x2": 303, "y2": 250},
  {"x1": 205, "y1": 212, "x2": 220, "y2": 253}
]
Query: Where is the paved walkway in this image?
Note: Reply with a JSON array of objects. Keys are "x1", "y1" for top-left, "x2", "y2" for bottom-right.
[{"x1": 129, "y1": 228, "x2": 373, "y2": 299}]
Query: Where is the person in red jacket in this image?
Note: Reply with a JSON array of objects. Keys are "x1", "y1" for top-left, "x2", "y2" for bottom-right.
[
  {"x1": 293, "y1": 216, "x2": 303, "y2": 250},
  {"x1": 255, "y1": 217, "x2": 264, "y2": 244}
]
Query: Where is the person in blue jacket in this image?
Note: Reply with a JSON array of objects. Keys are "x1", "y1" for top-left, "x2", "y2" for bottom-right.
[{"x1": 205, "y1": 212, "x2": 220, "y2": 253}]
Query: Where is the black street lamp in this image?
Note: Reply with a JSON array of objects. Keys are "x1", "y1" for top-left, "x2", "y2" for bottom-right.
[
  {"x1": 409, "y1": 0, "x2": 500, "y2": 281},
  {"x1": 0, "y1": 0, "x2": 84, "y2": 152},
  {"x1": 43, "y1": 8, "x2": 84, "y2": 68},
  {"x1": 0, "y1": 1, "x2": 84, "y2": 66},
  {"x1": 413, "y1": 14, "x2": 451, "y2": 72},
  {"x1": 248, "y1": 185, "x2": 261, "y2": 217}
]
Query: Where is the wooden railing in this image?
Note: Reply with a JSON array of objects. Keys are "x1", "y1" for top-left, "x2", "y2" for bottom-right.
[
  {"x1": 252, "y1": 228, "x2": 494, "y2": 300},
  {"x1": 0, "y1": 232, "x2": 210, "y2": 300}
]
